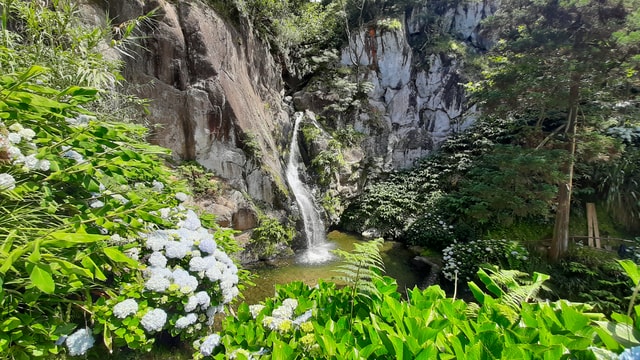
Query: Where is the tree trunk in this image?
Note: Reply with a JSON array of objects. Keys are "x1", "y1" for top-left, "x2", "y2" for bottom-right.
[{"x1": 549, "y1": 73, "x2": 580, "y2": 261}]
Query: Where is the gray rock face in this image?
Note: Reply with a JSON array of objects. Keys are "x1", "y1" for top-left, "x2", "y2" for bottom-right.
[
  {"x1": 339, "y1": 1, "x2": 495, "y2": 170},
  {"x1": 89, "y1": 0, "x2": 292, "y2": 229},
  {"x1": 88, "y1": 0, "x2": 495, "y2": 231}
]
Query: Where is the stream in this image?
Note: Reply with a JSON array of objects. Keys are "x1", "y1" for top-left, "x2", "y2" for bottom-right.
[{"x1": 242, "y1": 231, "x2": 422, "y2": 304}]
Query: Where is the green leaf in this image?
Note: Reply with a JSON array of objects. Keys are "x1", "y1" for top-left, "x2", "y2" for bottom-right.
[
  {"x1": 620, "y1": 260, "x2": 640, "y2": 285},
  {"x1": 27, "y1": 239, "x2": 41, "y2": 263},
  {"x1": 81, "y1": 256, "x2": 107, "y2": 281},
  {"x1": 28, "y1": 264, "x2": 55, "y2": 294},
  {"x1": 103, "y1": 247, "x2": 138, "y2": 268},
  {"x1": 103, "y1": 323, "x2": 113, "y2": 354},
  {"x1": 44, "y1": 232, "x2": 107, "y2": 248},
  {"x1": 272, "y1": 339, "x2": 294, "y2": 360},
  {"x1": 595, "y1": 321, "x2": 640, "y2": 349}
]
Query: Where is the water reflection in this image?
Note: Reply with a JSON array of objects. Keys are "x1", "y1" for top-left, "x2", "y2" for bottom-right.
[{"x1": 242, "y1": 231, "x2": 422, "y2": 304}]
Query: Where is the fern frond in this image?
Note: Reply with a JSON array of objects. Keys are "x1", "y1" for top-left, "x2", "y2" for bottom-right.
[
  {"x1": 332, "y1": 237, "x2": 385, "y2": 297},
  {"x1": 477, "y1": 266, "x2": 551, "y2": 324}
]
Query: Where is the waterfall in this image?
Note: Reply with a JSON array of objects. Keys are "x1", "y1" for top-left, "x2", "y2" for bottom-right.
[{"x1": 286, "y1": 112, "x2": 333, "y2": 264}]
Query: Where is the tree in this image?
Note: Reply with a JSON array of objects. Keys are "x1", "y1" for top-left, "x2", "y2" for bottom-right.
[{"x1": 471, "y1": 0, "x2": 640, "y2": 260}]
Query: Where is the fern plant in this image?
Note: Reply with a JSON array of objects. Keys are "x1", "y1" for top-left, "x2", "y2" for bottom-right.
[
  {"x1": 468, "y1": 266, "x2": 550, "y2": 324},
  {"x1": 332, "y1": 237, "x2": 385, "y2": 327}
]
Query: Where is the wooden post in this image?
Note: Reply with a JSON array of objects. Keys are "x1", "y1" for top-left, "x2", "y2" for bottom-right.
[{"x1": 586, "y1": 203, "x2": 601, "y2": 248}]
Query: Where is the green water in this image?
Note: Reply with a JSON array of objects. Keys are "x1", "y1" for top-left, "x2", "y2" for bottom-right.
[{"x1": 242, "y1": 231, "x2": 422, "y2": 304}]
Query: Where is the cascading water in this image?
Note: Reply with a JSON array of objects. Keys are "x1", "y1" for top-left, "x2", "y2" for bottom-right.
[{"x1": 286, "y1": 112, "x2": 333, "y2": 264}]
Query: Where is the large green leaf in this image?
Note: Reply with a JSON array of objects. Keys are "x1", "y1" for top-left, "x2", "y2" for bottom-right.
[
  {"x1": 102, "y1": 247, "x2": 138, "y2": 268},
  {"x1": 28, "y1": 263, "x2": 55, "y2": 294}
]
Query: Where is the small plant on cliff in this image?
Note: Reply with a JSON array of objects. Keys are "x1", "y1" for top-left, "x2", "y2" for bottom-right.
[
  {"x1": 249, "y1": 214, "x2": 295, "y2": 259},
  {"x1": 177, "y1": 162, "x2": 221, "y2": 198}
]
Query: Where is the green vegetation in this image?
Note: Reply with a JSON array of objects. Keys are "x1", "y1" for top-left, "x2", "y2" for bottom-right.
[
  {"x1": 0, "y1": 2, "x2": 247, "y2": 358},
  {"x1": 249, "y1": 214, "x2": 295, "y2": 259},
  {"x1": 176, "y1": 162, "x2": 221, "y2": 198},
  {"x1": 2, "y1": 0, "x2": 640, "y2": 358},
  {"x1": 202, "y1": 251, "x2": 640, "y2": 358}
]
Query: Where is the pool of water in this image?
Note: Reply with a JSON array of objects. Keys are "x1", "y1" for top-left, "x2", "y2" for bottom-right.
[{"x1": 241, "y1": 231, "x2": 422, "y2": 304}]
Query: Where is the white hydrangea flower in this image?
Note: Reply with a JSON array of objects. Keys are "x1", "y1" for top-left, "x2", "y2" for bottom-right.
[
  {"x1": 158, "y1": 207, "x2": 171, "y2": 219},
  {"x1": 249, "y1": 304, "x2": 265, "y2": 319},
  {"x1": 146, "y1": 231, "x2": 169, "y2": 251},
  {"x1": 63, "y1": 149, "x2": 84, "y2": 163},
  {"x1": 172, "y1": 269, "x2": 199, "y2": 293},
  {"x1": 18, "y1": 128, "x2": 36, "y2": 141},
  {"x1": 175, "y1": 192, "x2": 189, "y2": 202},
  {"x1": 113, "y1": 299, "x2": 139, "y2": 319},
  {"x1": 65, "y1": 328, "x2": 95, "y2": 356},
  {"x1": 205, "y1": 266, "x2": 222, "y2": 282},
  {"x1": 189, "y1": 256, "x2": 209, "y2": 272},
  {"x1": 195, "y1": 291, "x2": 211, "y2": 308},
  {"x1": 145, "y1": 275, "x2": 171, "y2": 292},
  {"x1": 282, "y1": 298, "x2": 298, "y2": 311},
  {"x1": 198, "y1": 238, "x2": 217, "y2": 254},
  {"x1": 152, "y1": 180, "x2": 164, "y2": 192},
  {"x1": 7, "y1": 146, "x2": 21, "y2": 159},
  {"x1": 141, "y1": 308, "x2": 167, "y2": 332},
  {"x1": 272, "y1": 305, "x2": 294, "y2": 320},
  {"x1": 185, "y1": 295, "x2": 199, "y2": 312},
  {"x1": 148, "y1": 252, "x2": 168, "y2": 268},
  {"x1": 165, "y1": 241, "x2": 190, "y2": 259},
  {"x1": 222, "y1": 286, "x2": 239, "y2": 304},
  {"x1": 0, "y1": 173, "x2": 16, "y2": 191},
  {"x1": 199, "y1": 334, "x2": 221, "y2": 356},
  {"x1": 175, "y1": 313, "x2": 197, "y2": 329},
  {"x1": 176, "y1": 228, "x2": 198, "y2": 247},
  {"x1": 124, "y1": 247, "x2": 140, "y2": 261},
  {"x1": 90, "y1": 200, "x2": 105, "y2": 209},
  {"x1": 180, "y1": 210, "x2": 201, "y2": 230},
  {"x1": 17, "y1": 154, "x2": 38, "y2": 170},
  {"x1": 37, "y1": 159, "x2": 50, "y2": 171},
  {"x1": 7, "y1": 132, "x2": 21, "y2": 144}
]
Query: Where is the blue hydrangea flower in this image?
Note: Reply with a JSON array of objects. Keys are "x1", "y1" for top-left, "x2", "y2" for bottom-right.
[
  {"x1": 65, "y1": 328, "x2": 95, "y2": 356},
  {"x1": 620, "y1": 346, "x2": 640, "y2": 360}
]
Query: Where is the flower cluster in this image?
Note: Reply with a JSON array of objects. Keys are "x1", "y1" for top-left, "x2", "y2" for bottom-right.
[
  {"x1": 113, "y1": 298, "x2": 139, "y2": 319},
  {"x1": 138, "y1": 208, "x2": 239, "y2": 333},
  {"x1": 0, "y1": 122, "x2": 51, "y2": 190},
  {"x1": 260, "y1": 298, "x2": 312, "y2": 334},
  {"x1": 405, "y1": 212, "x2": 456, "y2": 251},
  {"x1": 65, "y1": 328, "x2": 95, "y2": 356},
  {"x1": 193, "y1": 333, "x2": 222, "y2": 357},
  {"x1": 442, "y1": 239, "x2": 529, "y2": 281}
]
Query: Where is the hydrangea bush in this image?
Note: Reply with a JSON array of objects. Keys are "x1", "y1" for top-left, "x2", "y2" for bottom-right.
[
  {"x1": 404, "y1": 212, "x2": 456, "y2": 251},
  {"x1": 442, "y1": 239, "x2": 529, "y2": 282},
  {"x1": 0, "y1": 67, "x2": 243, "y2": 358}
]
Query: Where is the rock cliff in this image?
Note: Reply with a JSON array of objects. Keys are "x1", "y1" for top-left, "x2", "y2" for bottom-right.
[{"x1": 86, "y1": 0, "x2": 497, "y2": 237}]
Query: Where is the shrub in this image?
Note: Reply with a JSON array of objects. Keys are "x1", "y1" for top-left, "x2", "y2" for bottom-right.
[
  {"x1": 404, "y1": 212, "x2": 456, "y2": 251},
  {"x1": 0, "y1": 68, "x2": 244, "y2": 357},
  {"x1": 249, "y1": 214, "x2": 295, "y2": 259},
  {"x1": 442, "y1": 239, "x2": 529, "y2": 282}
]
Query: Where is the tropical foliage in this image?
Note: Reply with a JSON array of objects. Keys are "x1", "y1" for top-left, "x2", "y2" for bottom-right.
[
  {"x1": 0, "y1": 2, "x2": 245, "y2": 358},
  {"x1": 201, "y1": 257, "x2": 640, "y2": 359}
]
